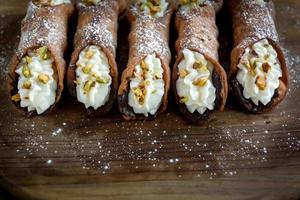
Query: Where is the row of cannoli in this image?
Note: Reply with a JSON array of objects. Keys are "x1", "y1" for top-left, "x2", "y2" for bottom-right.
[{"x1": 8, "y1": 0, "x2": 288, "y2": 123}]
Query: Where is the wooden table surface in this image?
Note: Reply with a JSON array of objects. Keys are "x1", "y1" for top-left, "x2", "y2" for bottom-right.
[{"x1": 0, "y1": 0, "x2": 300, "y2": 199}]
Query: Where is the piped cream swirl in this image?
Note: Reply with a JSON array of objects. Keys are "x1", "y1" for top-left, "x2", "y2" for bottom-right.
[
  {"x1": 138, "y1": 0, "x2": 169, "y2": 18},
  {"x1": 176, "y1": 49, "x2": 216, "y2": 115},
  {"x1": 13, "y1": 46, "x2": 57, "y2": 114},
  {"x1": 36, "y1": 0, "x2": 71, "y2": 6},
  {"x1": 75, "y1": 45, "x2": 112, "y2": 110},
  {"x1": 128, "y1": 53, "x2": 165, "y2": 117},
  {"x1": 237, "y1": 39, "x2": 282, "y2": 106}
]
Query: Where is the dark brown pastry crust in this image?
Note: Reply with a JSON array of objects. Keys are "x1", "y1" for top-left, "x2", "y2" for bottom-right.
[
  {"x1": 228, "y1": 0, "x2": 288, "y2": 113},
  {"x1": 67, "y1": 0, "x2": 123, "y2": 116},
  {"x1": 118, "y1": 3, "x2": 175, "y2": 121},
  {"x1": 172, "y1": 2, "x2": 228, "y2": 123},
  {"x1": 8, "y1": 1, "x2": 74, "y2": 116}
]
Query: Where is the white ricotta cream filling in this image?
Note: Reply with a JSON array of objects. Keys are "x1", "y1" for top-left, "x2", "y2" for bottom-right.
[
  {"x1": 128, "y1": 53, "x2": 165, "y2": 117},
  {"x1": 176, "y1": 49, "x2": 216, "y2": 115},
  {"x1": 50, "y1": 0, "x2": 71, "y2": 5},
  {"x1": 14, "y1": 47, "x2": 57, "y2": 114},
  {"x1": 253, "y1": 0, "x2": 266, "y2": 6},
  {"x1": 237, "y1": 39, "x2": 282, "y2": 106},
  {"x1": 138, "y1": 0, "x2": 168, "y2": 18},
  {"x1": 37, "y1": 0, "x2": 71, "y2": 6},
  {"x1": 75, "y1": 45, "x2": 112, "y2": 110}
]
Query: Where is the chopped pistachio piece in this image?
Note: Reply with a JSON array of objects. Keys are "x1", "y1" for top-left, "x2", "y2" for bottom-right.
[
  {"x1": 133, "y1": 87, "x2": 146, "y2": 104},
  {"x1": 85, "y1": 50, "x2": 94, "y2": 59},
  {"x1": 243, "y1": 61, "x2": 256, "y2": 77},
  {"x1": 25, "y1": 56, "x2": 32, "y2": 64},
  {"x1": 141, "y1": 60, "x2": 148, "y2": 71},
  {"x1": 38, "y1": 74, "x2": 50, "y2": 84},
  {"x1": 22, "y1": 81, "x2": 32, "y2": 89},
  {"x1": 193, "y1": 61, "x2": 207, "y2": 71},
  {"x1": 83, "y1": 80, "x2": 95, "y2": 93},
  {"x1": 74, "y1": 79, "x2": 80, "y2": 85},
  {"x1": 22, "y1": 65, "x2": 31, "y2": 78},
  {"x1": 148, "y1": 3, "x2": 161, "y2": 14},
  {"x1": 154, "y1": 74, "x2": 162, "y2": 79},
  {"x1": 241, "y1": 61, "x2": 250, "y2": 69},
  {"x1": 193, "y1": 77, "x2": 208, "y2": 87},
  {"x1": 179, "y1": 96, "x2": 189, "y2": 103},
  {"x1": 250, "y1": 61, "x2": 258, "y2": 76},
  {"x1": 141, "y1": 80, "x2": 151, "y2": 87},
  {"x1": 180, "y1": 0, "x2": 189, "y2": 5},
  {"x1": 264, "y1": 54, "x2": 270, "y2": 60},
  {"x1": 255, "y1": 76, "x2": 266, "y2": 90},
  {"x1": 96, "y1": 76, "x2": 108, "y2": 84},
  {"x1": 262, "y1": 62, "x2": 271, "y2": 73},
  {"x1": 36, "y1": 46, "x2": 50, "y2": 60},
  {"x1": 179, "y1": 0, "x2": 198, "y2": 5},
  {"x1": 140, "y1": 3, "x2": 146, "y2": 10},
  {"x1": 82, "y1": 0, "x2": 100, "y2": 6},
  {"x1": 150, "y1": 0, "x2": 160, "y2": 5},
  {"x1": 140, "y1": 1, "x2": 161, "y2": 15},
  {"x1": 11, "y1": 94, "x2": 21, "y2": 102},
  {"x1": 195, "y1": 63, "x2": 209, "y2": 73},
  {"x1": 179, "y1": 69, "x2": 188, "y2": 78},
  {"x1": 82, "y1": 64, "x2": 92, "y2": 74}
]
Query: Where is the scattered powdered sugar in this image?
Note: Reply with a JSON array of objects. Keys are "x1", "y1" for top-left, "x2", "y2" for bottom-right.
[
  {"x1": 52, "y1": 128, "x2": 63, "y2": 136},
  {"x1": 1, "y1": 113, "x2": 297, "y2": 180}
]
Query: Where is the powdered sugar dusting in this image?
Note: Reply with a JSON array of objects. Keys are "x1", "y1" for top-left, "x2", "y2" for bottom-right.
[
  {"x1": 232, "y1": 1, "x2": 279, "y2": 50},
  {"x1": 177, "y1": 6, "x2": 219, "y2": 60},
  {"x1": 76, "y1": 2, "x2": 117, "y2": 56},
  {"x1": 17, "y1": 2, "x2": 68, "y2": 58},
  {"x1": 0, "y1": 13, "x2": 16, "y2": 79},
  {"x1": 129, "y1": 5, "x2": 171, "y2": 60}
]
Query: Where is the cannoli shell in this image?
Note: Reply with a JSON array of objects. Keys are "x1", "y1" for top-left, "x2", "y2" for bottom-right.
[
  {"x1": 118, "y1": 4, "x2": 175, "y2": 120},
  {"x1": 228, "y1": 0, "x2": 288, "y2": 113},
  {"x1": 173, "y1": 3, "x2": 228, "y2": 122},
  {"x1": 8, "y1": 1, "x2": 74, "y2": 116},
  {"x1": 67, "y1": 0, "x2": 121, "y2": 116}
]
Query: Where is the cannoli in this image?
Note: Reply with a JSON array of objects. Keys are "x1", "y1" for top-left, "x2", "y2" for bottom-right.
[
  {"x1": 172, "y1": 0, "x2": 227, "y2": 122},
  {"x1": 118, "y1": 0, "x2": 174, "y2": 120},
  {"x1": 67, "y1": 0, "x2": 125, "y2": 116},
  {"x1": 228, "y1": 0, "x2": 288, "y2": 113},
  {"x1": 8, "y1": 0, "x2": 74, "y2": 116}
]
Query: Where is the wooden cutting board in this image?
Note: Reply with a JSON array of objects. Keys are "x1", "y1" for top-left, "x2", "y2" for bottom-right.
[{"x1": 0, "y1": 0, "x2": 299, "y2": 199}]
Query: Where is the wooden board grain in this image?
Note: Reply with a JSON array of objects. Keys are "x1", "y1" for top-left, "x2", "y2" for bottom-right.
[{"x1": 0, "y1": 0, "x2": 300, "y2": 199}]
